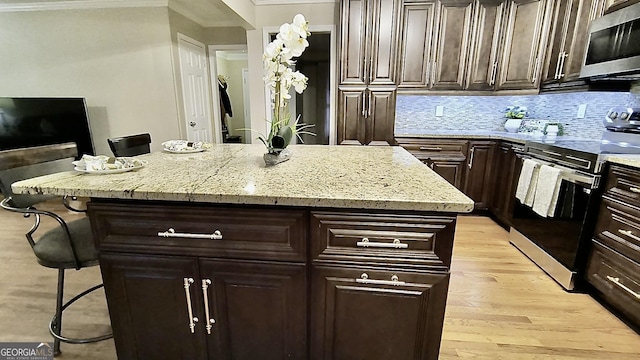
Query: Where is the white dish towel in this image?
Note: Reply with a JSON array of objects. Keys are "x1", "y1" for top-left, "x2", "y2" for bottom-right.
[
  {"x1": 516, "y1": 158, "x2": 541, "y2": 206},
  {"x1": 532, "y1": 164, "x2": 563, "y2": 217}
]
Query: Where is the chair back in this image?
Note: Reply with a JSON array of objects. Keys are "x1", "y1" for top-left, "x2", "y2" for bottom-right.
[
  {"x1": 0, "y1": 143, "x2": 77, "y2": 208},
  {"x1": 107, "y1": 133, "x2": 151, "y2": 157}
]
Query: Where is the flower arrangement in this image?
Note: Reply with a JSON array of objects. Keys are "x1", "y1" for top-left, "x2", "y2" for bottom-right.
[
  {"x1": 504, "y1": 105, "x2": 528, "y2": 119},
  {"x1": 259, "y1": 14, "x2": 314, "y2": 156}
]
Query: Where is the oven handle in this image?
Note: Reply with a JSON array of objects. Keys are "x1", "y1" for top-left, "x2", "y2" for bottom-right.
[{"x1": 520, "y1": 156, "x2": 596, "y2": 188}]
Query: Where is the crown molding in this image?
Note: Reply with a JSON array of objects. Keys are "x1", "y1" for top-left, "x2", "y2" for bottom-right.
[
  {"x1": 251, "y1": 0, "x2": 337, "y2": 5},
  {"x1": 0, "y1": 0, "x2": 167, "y2": 12}
]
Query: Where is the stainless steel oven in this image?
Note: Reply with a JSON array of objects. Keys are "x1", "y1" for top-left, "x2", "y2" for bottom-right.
[{"x1": 510, "y1": 142, "x2": 601, "y2": 291}]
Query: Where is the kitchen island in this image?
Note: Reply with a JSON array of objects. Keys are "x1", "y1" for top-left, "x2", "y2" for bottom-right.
[{"x1": 12, "y1": 144, "x2": 473, "y2": 360}]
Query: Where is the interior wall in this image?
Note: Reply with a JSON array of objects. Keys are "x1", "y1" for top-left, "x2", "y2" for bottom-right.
[
  {"x1": 246, "y1": 3, "x2": 339, "y2": 142},
  {"x1": 0, "y1": 7, "x2": 180, "y2": 155},
  {"x1": 216, "y1": 57, "x2": 248, "y2": 140}
]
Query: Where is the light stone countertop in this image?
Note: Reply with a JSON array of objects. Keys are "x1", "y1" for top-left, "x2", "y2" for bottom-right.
[
  {"x1": 394, "y1": 130, "x2": 587, "y2": 144},
  {"x1": 11, "y1": 144, "x2": 474, "y2": 213},
  {"x1": 605, "y1": 155, "x2": 640, "y2": 169}
]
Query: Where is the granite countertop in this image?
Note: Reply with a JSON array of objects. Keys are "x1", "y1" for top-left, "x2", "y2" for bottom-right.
[
  {"x1": 605, "y1": 155, "x2": 640, "y2": 169},
  {"x1": 394, "y1": 130, "x2": 586, "y2": 144},
  {"x1": 11, "y1": 144, "x2": 474, "y2": 213}
]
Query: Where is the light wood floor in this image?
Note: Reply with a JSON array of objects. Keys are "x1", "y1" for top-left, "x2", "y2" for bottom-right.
[{"x1": 0, "y1": 201, "x2": 638, "y2": 359}]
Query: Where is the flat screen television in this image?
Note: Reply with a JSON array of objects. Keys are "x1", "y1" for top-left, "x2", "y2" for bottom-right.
[{"x1": 0, "y1": 97, "x2": 95, "y2": 157}]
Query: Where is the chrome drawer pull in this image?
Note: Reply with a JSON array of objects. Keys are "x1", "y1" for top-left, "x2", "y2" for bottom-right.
[
  {"x1": 617, "y1": 229, "x2": 640, "y2": 242},
  {"x1": 183, "y1": 278, "x2": 199, "y2": 333},
  {"x1": 158, "y1": 228, "x2": 223, "y2": 240},
  {"x1": 201, "y1": 279, "x2": 215, "y2": 334},
  {"x1": 606, "y1": 276, "x2": 640, "y2": 300},
  {"x1": 629, "y1": 187, "x2": 640, "y2": 193},
  {"x1": 356, "y1": 238, "x2": 408, "y2": 249},
  {"x1": 356, "y1": 273, "x2": 406, "y2": 286},
  {"x1": 419, "y1": 147, "x2": 443, "y2": 151}
]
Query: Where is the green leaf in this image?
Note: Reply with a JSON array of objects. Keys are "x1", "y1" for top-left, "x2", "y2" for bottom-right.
[{"x1": 277, "y1": 125, "x2": 293, "y2": 148}]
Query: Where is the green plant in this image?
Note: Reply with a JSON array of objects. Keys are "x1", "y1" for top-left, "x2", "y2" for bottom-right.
[{"x1": 504, "y1": 106, "x2": 528, "y2": 119}]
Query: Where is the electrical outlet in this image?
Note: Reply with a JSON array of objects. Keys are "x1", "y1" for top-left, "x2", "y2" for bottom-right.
[
  {"x1": 436, "y1": 106, "x2": 444, "y2": 117},
  {"x1": 577, "y1": 104, "x2": 587, "y2": 118}
]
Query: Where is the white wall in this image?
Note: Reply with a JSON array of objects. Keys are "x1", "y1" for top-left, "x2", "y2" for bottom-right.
[
  {"x1": 0, "y1": 7, "x2": 180, "y2": 155},
  {"x1": 246, "y1": 3, "x2": 338, "y2": 142}
]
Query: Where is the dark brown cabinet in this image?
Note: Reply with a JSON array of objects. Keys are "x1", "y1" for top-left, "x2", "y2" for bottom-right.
[
  {"x1": 466, "y1": 0, "x2": 507, "y2": 90},
  {"x1": 397, "y1": 1, "x2": 437, "y2": 88},
  {"x1": 542, "y1": 0, "x2": 603, "y2": 88},
  {"x1": 338, "y1": 0, "x2": 400, "y2": 145},
  {"x1": 489, "y1": 142, "x2": 523, "y2": 227},
  {"x1": 395, "y1": 137, "x2": 468, "y2": 189},
  {"x1": 603, "y1": 0, "x2": 640, "y2": 13},
  {"x1": 586, "y1": 164, "x2": 640, "y2": 328},
  {"x1": 310, "y1": 265, "x2": 450, "y2": 360},
  {"x1": 495, "y1": 0, "x2": 552, "y2": 90},
  {"x1": 90, "y1": 200, "x2": 459, "y2": 359},
  {"x1": 463, "y1": 141, "x2": 496, "y2": 210}
]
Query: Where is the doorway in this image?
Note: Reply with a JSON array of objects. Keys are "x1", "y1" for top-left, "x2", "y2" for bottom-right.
[
  {"x1": 208, "y1": 45, "x2": 250, "y2": 144},
  {"x1": 264, "y1": 26, "x2": 336, "y2": 144}
]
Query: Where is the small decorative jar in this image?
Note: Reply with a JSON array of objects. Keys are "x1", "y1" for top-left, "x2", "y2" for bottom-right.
[{"x1": 504, "y1": 118, "x2": 523, "y2": 133}]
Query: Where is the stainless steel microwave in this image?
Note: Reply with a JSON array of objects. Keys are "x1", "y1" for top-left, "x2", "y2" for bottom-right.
[{"x1": 580, "y1": 2, "x2": 640, "y2": 79}]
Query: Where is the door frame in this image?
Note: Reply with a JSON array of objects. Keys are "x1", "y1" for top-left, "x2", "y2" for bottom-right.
[
  {"x1": 262, "y1": 25, "x2": 337, "y2": 144},
  {"x1": 177, "y1": 33, "x2": 213, "y2": 143},
  {"x1": 208, "y1": 44, "x2": 248, "y2": 144}
]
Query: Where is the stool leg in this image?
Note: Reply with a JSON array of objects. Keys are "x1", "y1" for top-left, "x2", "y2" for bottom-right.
[{"x1": 53, "y1": 269, "x2": 65, "y2": 356}]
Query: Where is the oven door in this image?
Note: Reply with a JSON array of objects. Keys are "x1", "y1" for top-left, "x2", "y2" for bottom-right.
[{"x1": 510, "y1": 162, "x2": 599, "y2": 290}]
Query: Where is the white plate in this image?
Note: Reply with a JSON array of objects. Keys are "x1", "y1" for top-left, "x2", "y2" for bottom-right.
[
  {"x1": 163, "y1": 148, "x2": 206, "y2": 154},
  {"x1": 74, "y1": 160, "x2": 148, "y2": 174}
]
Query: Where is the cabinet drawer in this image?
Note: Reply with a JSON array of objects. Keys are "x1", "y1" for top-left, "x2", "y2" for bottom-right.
[
  {"x1": 311, "y1": 211, "x2": 456, "y2": 269},
  {"x1": 89, "y1": 201, "x2": 307, "y2": 262},
  {"x1": 595, "y1": 196, "x2": 640, "y2": 263},
  {"x1": 604, "y1": 165, "x2": 640, "y2": 208},
  {"x1": 586, "y1": 241, "x2": 640, "y2": 327},
  {"x1": 396, "y1": 138, "x2": 468, "y2": 158}
]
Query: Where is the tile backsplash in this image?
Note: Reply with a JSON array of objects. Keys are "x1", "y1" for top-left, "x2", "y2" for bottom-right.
[{"x1": 395, "y1": 92, "x2": 640, "y2": 138}]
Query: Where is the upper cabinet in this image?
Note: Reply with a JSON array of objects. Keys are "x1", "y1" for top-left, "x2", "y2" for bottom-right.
[
  {"x1": 542, "y1": 0, "x2": 604, "y2": 87},
  {"x1": 603, "y1": 0, "x2": 640, "y2": 13},
  {"x1": 339, "y1": 0, "x2": 400, "y2": 86},
  {"x1": 495, "y1": 0, "x2": 552, "y2": 90},
  {"x1": 397, "y1": 0, "x2": 552, "y2": 91}
]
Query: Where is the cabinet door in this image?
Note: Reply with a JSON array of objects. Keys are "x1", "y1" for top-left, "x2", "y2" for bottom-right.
[
  {"x1": 368, "y1": 0, "x2": 401, "y2": 85},
  {"x1": 496, "y1": 0, "x2": 551, "y2": 89},
  {"x1": 200, "y1": 259, "x2": 307, "y2": 360},
  {"x1": 463, "y1": 141, "x2": 496, "y2": 210},
  {"x1": 398, "y1": 1, "x2": 437, "y2": 88},
  {"x1": 432, "y1": 0, "x2": 474, "y2": 90},
  {"x1": 340, "y1": 0, "x2": 368, "y2": 85},
  {"x1": 310, "y1": 265, "x2": 450, "y2": 360},
  {"x1": 604, "y1": 0, "x2": 640, "y2": 13},
  {"x1": 100, "y1": 254, "x2": 207, "y2": 360},
  {"x1": 427, "y1": 158, "x2": 467, "y2": 189},
  {"x1": 367, "y1": 89, "x2": 396, "y2": 145},
  {"x1": 541, "y1": 0, "x2": 573, "y2": 84},
  {"x1": 562, "y1": 0, "x2": 603, "y2": 81},
  {"x1": 337, "y1": 88, "x2": 366, "y2": 144},
  {"x1": 466, "y1": 0, "x2": 506, "y2": 90},
  {"x1": 490, "y1": 142, "x2": 518, "y2": 226}
]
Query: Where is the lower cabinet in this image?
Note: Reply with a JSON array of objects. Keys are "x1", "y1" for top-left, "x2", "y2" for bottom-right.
[
  {"x1": 338, "y1": 87, "x2": 396, "y2": 145},
  {"x1": 100, "y1": 253, "x2": 307, "y2": 360},
  {"x1": 462, "y1": 141, "x2": 496, "y2": 210},
  {"x1": 489, "y1": 142, "x2": 523, "y2": 227},
  {"x1": 310, "y1": 264, "x2": 450, "y2": 360}
]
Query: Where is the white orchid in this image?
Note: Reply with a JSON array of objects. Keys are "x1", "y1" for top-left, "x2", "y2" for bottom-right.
[{"x1": 252, "y1": 14, "x2": 314, "y2": 154}]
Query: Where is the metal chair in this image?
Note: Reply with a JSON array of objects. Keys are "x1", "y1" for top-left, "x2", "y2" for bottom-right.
[
  {"x1": 107, "y1": 133, "x2": 151, "y2": 157},
  {"x1": 0, "y1": 143, "x2": 112, "y2": 356}
]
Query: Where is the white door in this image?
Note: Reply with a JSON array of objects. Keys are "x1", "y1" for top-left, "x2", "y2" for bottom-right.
[{"x1": 178, "y1": 34, "x2": 212, "y2": 142}]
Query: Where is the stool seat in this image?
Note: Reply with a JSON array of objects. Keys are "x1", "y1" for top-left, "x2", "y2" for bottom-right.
[{"x1": 34, "y1": 218, "x2": 99, "y2": 269}]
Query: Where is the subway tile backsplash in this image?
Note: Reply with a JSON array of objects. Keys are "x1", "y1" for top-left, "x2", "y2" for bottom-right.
[{"x1": 395, "y1": 92, "x2": 640, "y2": 138}]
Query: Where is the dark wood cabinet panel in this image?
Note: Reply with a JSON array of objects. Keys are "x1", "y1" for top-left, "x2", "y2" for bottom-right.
[
  {"x1": 368, "y1": 89, "x2": 396, "y2": 145},
  {"x1": 337, "y1": 88, "x2": 366, "y2": 144},
  {"x1": 99, "y1": 254, "x2": 207, "y2": 360},
  {"x1": 397, "y1": 1, "x2": 437, "y2": 88},
  {"x1": 489, "y1": 142, "x2": 522, "y2": 227},
  {"x1": 396, "y1": 137, "x2": 468, "y2": 189},
  {"x1": 603, "y1": 0, "x2": 640, "y2": 13},
  {"x1": 310, "y1": 265, "x2": 450, "y2": 360},
  {"x1": 200, "y1": 259, "x2": 307, "y2": 360},
  {"x1": 339, "y1": 0, "x2": 368, "y2": 85},
  {"x1": 463, "y1": 141, "x2": 496, "y2": 210},
  {"x1": 542, "y1": 0, "x2": 603, "y2": 87},
  {"x1": 466, "y1": 0, "x2": 506, "y2": 90},
  {"x1": 496, "y1": 0, "x2": 552, "y2": 90},
  {"x1": 369, "y1": 0, "x2": 401, "y2": 85},
  {"x1": 432, "y1": 0, "x2": 474, "y2": 90},
  {"x1": 338, "y1": 88, "x2": 396, "y2": 145},
  {"x1": 429, "y1": 159, "x2": 467, "y2": 189}
]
